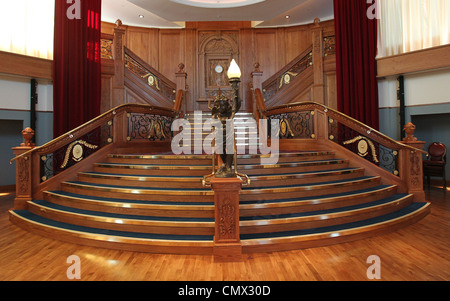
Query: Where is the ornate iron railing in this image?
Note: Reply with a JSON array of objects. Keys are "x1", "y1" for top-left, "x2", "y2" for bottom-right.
[
  {"x1": 10, "y1": 104, "x2": 178, "y2": 203},
  {"x1": 263, "y1": 101, "x2": 427, "y2": 178}
]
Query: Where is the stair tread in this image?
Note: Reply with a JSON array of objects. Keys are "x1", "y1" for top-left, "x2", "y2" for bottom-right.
[
  {"x1": 241, "y1": 202, "x2": 429, "y2": 240},
  {"x1": 240, "y1": 194, "x2": 410, "y2": 221},
  {"x1": 10, "y1": 202, "x2": 429, "y2": 242},
  {"x1": 240, "y1": 185, "x2": 395, "y2": 205},
  {"x1": 53, "y1": 183, "x2": 390, "y2": 207},
  {"x1": 31, "y1": 200, "x2": 214, "y2": 223},
  {"x1": 241, "y1": 176, "x2": 378, "y2": 191},
  {"x1": 32, "y1": 193, "x2": 410, "y2": 224},
  {"x1": 80, "y1": 167, "x2": 362, "y2": 180},
  {"x1": 64, "y1": 181, "x2": 212, "y2": 192},
  {"x1": 64, "y1": 176, "x2": 377, "y2": 193},
  {"x1": 47, "y1": 191, "x2": 215, "y2": 206},
  {"x1": 96, "y1": 159, "x2": 347, "y2": 168},
  {"x1": 10, "y1": 210, "x2": 213, "y2": 241},
  {"x1": 108, "y1": 151, "x2": 334, "y2": 158}
]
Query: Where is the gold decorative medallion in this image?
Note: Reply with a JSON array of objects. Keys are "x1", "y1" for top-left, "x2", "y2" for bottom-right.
[
  {"x1": 60, "y1": 140, "x2": 98, "y2": 168},
  {"x1": 148, "y1": 75, "x2": 155, "y2": 86},
  {"x1": 277, "y1": 117, "x2": 295, "y2": 137},
  {"x1": 72, "y1": 144, "x2": 84, "y2": 162},
  {"x1": 357, "y1": 139, "x2": 369, "y2": 157},
  {"x1": 343, "y1": 136, "x2": 379, "y2": 163}
]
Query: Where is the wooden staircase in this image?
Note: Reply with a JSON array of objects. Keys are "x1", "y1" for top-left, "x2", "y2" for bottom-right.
[{"x1": 10, "y1": 145, "x2": 430, "y2": 254}]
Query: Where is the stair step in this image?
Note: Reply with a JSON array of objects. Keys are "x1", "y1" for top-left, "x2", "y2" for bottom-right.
[
  {"x1": 44, "y1": 191, "x2": 215, "y2": 218},
  {"x1": 28, "y1": 200, "x2": 215, "y2": 236},
  {"x1": 93, "y1": 159, "x2": 350, "y2": 176},
  {"x1": 240, "y1": 202, "x2": 430, "y2": 253},
  {"x1": 78, "y1": 172, "x2": 205, "y2": 188},
  {"x1": 27, "y1": 192, "x2": 412, "y2": 236},
  {"x1": 9, "y1": 209, "x2": 214, "y2": 255},
  {"x1": 240, "y1": 194, "x2": 413, "y2": 234},
  {"x1": 77, "y1": 167, "x2": 364, "y2": 189},
  {"x1": 240, "y1": 176, "x2": 381, "y2": 201},
  {"x1": 9, "y1": 202, "x2": 430, "y2": 254},
  {"x1": 61, "y1": 181, "x2": 214, "y2": 202},
  {"x1": 44, "y1": 184, "x2": 397, "y2": 219},
  {"x1": 240, "y1": 185, "x2": 398, "y2": 216},
  {"x1": 106, "y1": 151, "x2": 336, "y2": 165}
]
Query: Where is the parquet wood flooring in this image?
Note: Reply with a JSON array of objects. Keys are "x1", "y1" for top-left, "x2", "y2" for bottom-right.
[{"x1": 0, "y1": 188, "x2": 449, "y2": 281}]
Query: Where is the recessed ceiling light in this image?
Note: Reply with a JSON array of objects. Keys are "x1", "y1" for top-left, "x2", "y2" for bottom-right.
[
  {"x1": 285, "y1": 15, "x2": 290, "y2": 19},
  {"x1": 139, "y1": 15, "x2": 144, "y2": 18}
]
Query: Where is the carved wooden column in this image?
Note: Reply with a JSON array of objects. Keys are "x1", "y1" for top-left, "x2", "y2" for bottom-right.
[
  {"x1": 210, "y1": 177, "x2": 243, "y2": 262},
  {"x1": 112, "y1": 19, "x2": 125, "y2": 108},
  {"x1": 12, "y1": 128, "x2": 36, "y2": 210},
  {"x1": 400, "y1": 142, "x2": 426, "y2": 202},
  {"x1": 311, "y1": 18, "x2": 325, "y2": 104},
  {"x1": 251, "y1": 63, "x2": 263, "y2": 119},
  {"x1": 399, "y1": 123, "x2": 426, "y2": 202},
  {"x1": 176, "y1": 63, "x2": 188, "y2": 115},
  {"x1": 175, "y1": 63, "x2": 187, "y2": 92}
]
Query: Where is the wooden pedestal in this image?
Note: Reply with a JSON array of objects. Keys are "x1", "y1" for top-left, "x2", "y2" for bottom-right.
[{"x1": 210, "y1": 177, "x2": 243, "y2": 262}]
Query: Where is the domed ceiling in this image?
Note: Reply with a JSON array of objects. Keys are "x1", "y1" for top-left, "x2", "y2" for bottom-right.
[{"x1": 101, "y1": 0, "x2": 334, "y2": 28}]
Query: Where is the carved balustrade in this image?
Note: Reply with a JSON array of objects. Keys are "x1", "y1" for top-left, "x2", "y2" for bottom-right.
[
  {"x1": 100, "y1": 20, "x2": 187, "y2": 112},
  {"x1": 258, "y1": 98, "x2": 427, "y2": 202},
  {"x1": 10, "y1": 104, "x2": 178, "y2": 209}
]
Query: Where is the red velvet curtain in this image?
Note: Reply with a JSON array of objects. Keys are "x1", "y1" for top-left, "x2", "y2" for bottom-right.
[
  {"x1": 53, "y1": 0, "x2": 102, "y2": 138},
  {"x1": 334, "y1": 0, "x2": 379, "y2": 130}
]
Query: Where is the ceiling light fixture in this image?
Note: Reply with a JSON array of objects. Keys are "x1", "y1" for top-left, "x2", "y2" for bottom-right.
[
  {"x1": 170, "y1": 0, "x2": 266, "y2": 9},
  {"x1": 139, "y1": 15, "x2": 144, "y2": 18}
]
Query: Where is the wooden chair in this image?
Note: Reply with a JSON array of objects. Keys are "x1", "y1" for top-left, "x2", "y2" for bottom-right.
[{"x1": 423, "y1": 142, "x2": 447, "y2": 191}]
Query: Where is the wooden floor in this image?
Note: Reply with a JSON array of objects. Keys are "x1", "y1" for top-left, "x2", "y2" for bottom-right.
[{"x1": 0, "y1": 188, "x2": 449, "y2": 281}]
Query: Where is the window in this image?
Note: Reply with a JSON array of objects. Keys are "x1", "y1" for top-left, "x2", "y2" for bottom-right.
[
  {"x1": 0, "y1": 0, "x2": 55, "y2": 60},
  {"x1": 377, "y1": 0, "x2": 450, "y2": 58}
]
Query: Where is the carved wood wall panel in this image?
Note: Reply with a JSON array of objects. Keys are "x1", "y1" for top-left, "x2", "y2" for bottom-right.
[
  {"x1": 101, "y1": 20, "x2": 336, "y2": 112},
  {"x1": 197, "y1": 31, "x2": 240, "y2": 110}
]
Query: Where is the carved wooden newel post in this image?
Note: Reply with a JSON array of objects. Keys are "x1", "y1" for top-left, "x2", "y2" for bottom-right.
[
  {"x1": 12, "y1": 128, "x2": 36, "y2": 210},
  {"x1": 210, "y1": 177, "x2": 243, "y2": 262},
  {"x1": 399, "y1": 123, "x2": 426, "y2": 202}
]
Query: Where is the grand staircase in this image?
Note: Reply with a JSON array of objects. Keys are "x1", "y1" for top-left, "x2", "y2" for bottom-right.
[
  {"x1": 9, "y1": 123, "x2": 430, "y2": 254},
  {"x1": 9, "y1": 25, "x2": 430, "y2": 256}
]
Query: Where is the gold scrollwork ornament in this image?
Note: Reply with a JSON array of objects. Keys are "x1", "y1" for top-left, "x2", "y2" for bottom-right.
[
  {"x1": 343, "y1": 136, "x2": 379, "y2": 163},
  {"x1": 60, "y1": 140, "x2": 98, "y2": 168}
]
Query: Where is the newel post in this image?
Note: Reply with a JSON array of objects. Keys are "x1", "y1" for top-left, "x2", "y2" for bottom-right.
[
  {"x1": 311, "y1": 18, "x2": 325, "y2": 104},
  {"x1": 175, "y1": 63, "x2": 188, "y2": 116},
  {"x1": 399, "y1": 123, "x2": 426, "y2": 202},
  {"x1": 175, "y1": 63, "x2": 187, "y2": 91},
  {"x1": 251, "y1": 63, "x2": 263, "y2": 119},
  {"x1": 112, "y1": 19, "x2": 126, "y2": 108},
  {"x1": 12, "y1": 128, "x2": 36, "y2": 210},
  {"x1": 210, "y1": 177, "x2": 243, "y2": 262}
]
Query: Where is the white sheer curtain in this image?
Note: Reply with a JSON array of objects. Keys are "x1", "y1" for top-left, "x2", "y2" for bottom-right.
[
  {"x1": 0, "y1": 0, "x2": 55, "y2": 60},
  {"x1": 377, "y1": 0, "x2": 450, "y2": 58}
]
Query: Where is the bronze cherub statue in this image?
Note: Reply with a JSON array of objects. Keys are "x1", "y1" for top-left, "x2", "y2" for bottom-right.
[{"x1": 211, "y1": 85, "x2": 241, "y2": 178}]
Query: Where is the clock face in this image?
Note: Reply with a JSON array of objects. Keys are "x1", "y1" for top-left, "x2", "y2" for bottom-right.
[{"x1": 215, "y1": 65, "x2": 223, "y2": 74}]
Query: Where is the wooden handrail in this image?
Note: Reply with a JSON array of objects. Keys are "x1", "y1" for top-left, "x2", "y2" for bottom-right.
[
  {"x1": 124, "y1": 47, "x2": 177, "y2": 92},
  {"x1": 10, "y1": 103, "x2": 177, "y2": 164},
  {"x1": 262, "y1": 45, "x2": 313, "y2": 90},
  {"x1": 264, "y1": 101, "x2": 427, "y2": 155},
  {"x1": 254, "y1": 88, "x2": 267, "y2": 122},
  {"x1": 173, "y1": 89, "x2": 184, "y2": 113}
]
